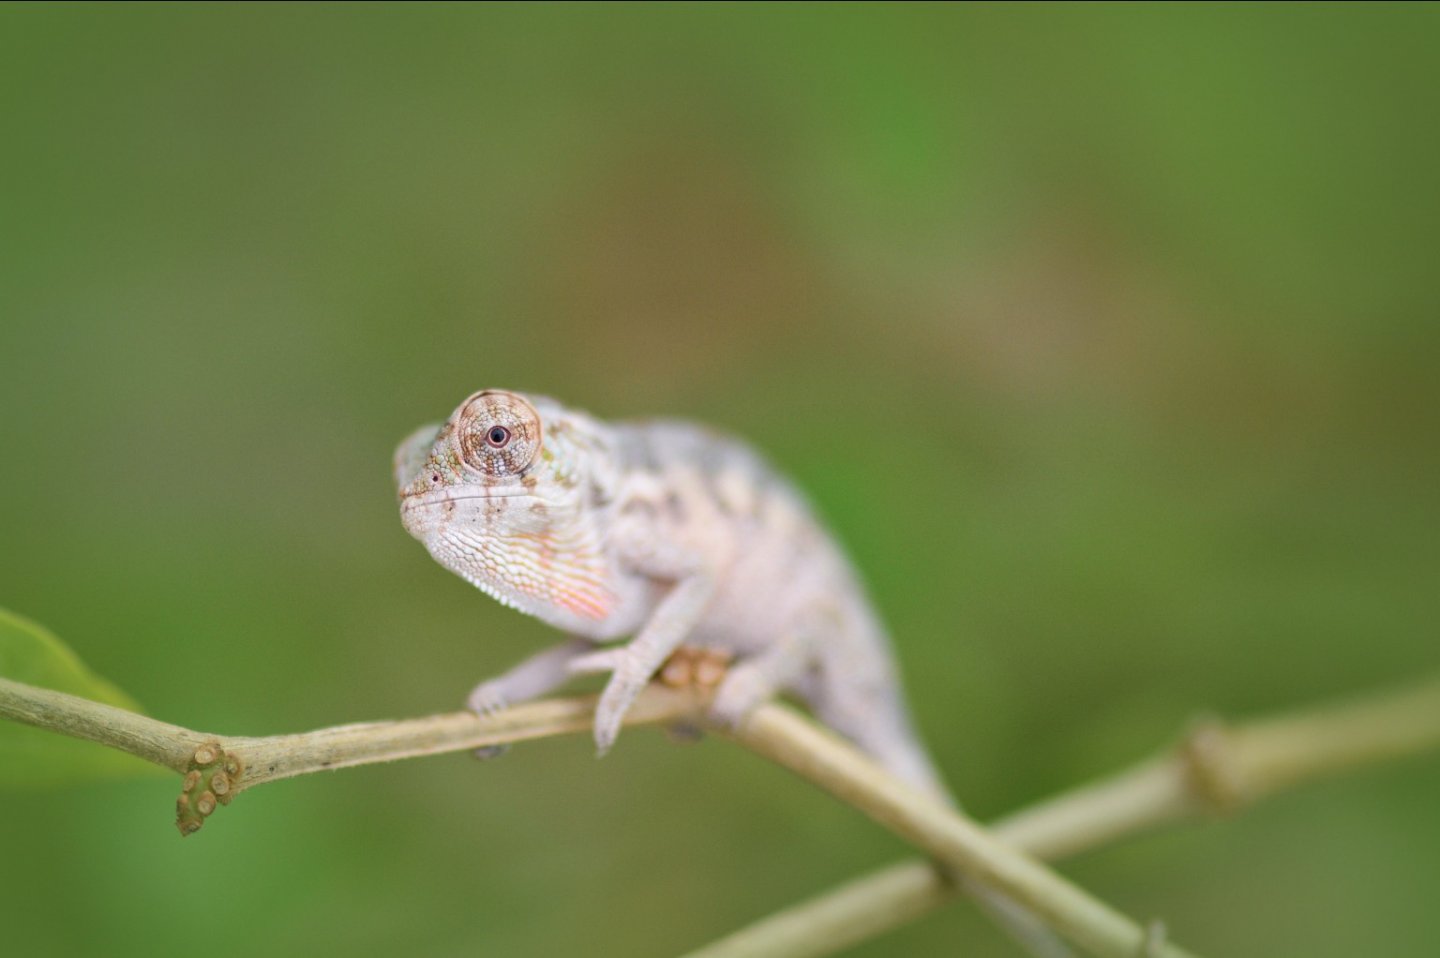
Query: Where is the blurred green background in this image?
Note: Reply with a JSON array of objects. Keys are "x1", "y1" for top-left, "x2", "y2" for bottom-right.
[{"x1": 2, "y1": 4, "x2": 1437, "y2": 956}]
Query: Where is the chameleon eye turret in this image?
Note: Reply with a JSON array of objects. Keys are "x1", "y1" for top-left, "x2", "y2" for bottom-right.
[{"x1": 455, "y1": 390, "x2": 542, "y2": 478}]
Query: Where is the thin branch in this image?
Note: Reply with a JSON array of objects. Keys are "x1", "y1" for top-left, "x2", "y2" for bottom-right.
[
  {"x1": 0, "y1": 675, "x2": 704, "y2": 790},
  {"x1": 221, "y1": 687, "x2": 704, "y2": 790},
  {"x1": 730, "y1": 706, "x2": 1199, "y2": 958},
  {"x1": 685, "y1": 676, "x2": 1440, "y2": 958},
  {"x1": 10, "y1": 672, "x2": 1436, "y2": 956},
  {"x1": 679, "y1": 860, "x2": 951, "y2": 958},
  {"x1": 0, "y1": 675, "x2": 206, "y2": 773},
  {"x1": 0, "y1": 673, "x2": 1200, "y2": 958}
]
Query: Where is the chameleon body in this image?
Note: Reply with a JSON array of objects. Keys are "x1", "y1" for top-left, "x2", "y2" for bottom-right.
[
  {"x1": 396, "y1": 389, "x2": 1070, "y2": 957},
  {"x1": 394, "y1": 388, "x2": 945, "y2": 794}
]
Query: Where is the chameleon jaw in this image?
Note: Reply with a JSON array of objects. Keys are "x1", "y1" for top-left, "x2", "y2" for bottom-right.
[{"x1": 401, "y1": 488, "x2": 534, "y2": 508}]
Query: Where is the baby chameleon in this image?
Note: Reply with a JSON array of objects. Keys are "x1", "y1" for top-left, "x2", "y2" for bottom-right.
[
  {"x1": 395, "y1": 389, "x2": 947, "y2": 793},
  {"x1": 395, "y1": 389, "x2": 946, "y2": 794}
]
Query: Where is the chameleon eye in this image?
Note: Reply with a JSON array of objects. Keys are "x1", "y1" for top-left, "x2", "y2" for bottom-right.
[{"x1": 454, "y1": 390, "x2": 542, "y2": 479}]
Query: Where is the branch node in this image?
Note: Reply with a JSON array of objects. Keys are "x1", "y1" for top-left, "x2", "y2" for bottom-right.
[
  {"x1": 176, "y1": 741, "x2": 244, "y2": 836},
  {"x1": 1180, "y1": 715, "x2": 1247, "y2": 814}
]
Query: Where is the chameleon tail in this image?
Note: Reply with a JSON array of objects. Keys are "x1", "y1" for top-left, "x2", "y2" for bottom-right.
[
  {"x1": 810, "y1": 649, "x2": 1074, "y2": 957},
  {"x1": 813, "y1": 687, "x2": 954, "y2": 801},
  {"x1": 825, "y1": 701, "x2": 1074, "y2": 957}
]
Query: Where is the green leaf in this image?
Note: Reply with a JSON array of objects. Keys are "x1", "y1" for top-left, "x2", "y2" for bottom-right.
[{"x1": 0, "y1": 607, "x2": 162, "y2": 786}]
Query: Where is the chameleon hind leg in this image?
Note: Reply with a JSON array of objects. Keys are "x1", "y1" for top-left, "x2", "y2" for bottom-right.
[
  {"x1": 709, "y1": 628, "x2": 819, "y2": 728},
  {"x1": 706, "y1": 605, "x2": 946, "y2": 799}
]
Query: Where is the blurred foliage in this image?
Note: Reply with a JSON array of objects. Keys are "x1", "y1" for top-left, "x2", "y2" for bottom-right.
[
  {"x1": 1, "y1": 4, "x2": 1437, "y2": 957},
  {"x1": 0, "y1": 606, "x2": 155, "y2": 786}
]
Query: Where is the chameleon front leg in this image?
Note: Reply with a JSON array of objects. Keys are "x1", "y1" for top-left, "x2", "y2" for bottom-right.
[
  {"x1": 569, "y1": 572, "x2": 715, "y2": 755},
  {"x1": 566, "y1": 499, "x2": 722, "y2": 755},
  {"x1": 466, "y1": 637, "x2": 595, "y2": 759},
  {"x1": 467, "y1": 637, "x2": 595, "y2": 715}
]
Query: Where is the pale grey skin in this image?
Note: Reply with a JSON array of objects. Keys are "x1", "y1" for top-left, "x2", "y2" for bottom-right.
[
  {"x1": 396, "y1": 389, "x2": 1068, "y2": 957},
  {"x1": 395, "y1": 388, "x2": 945, "y2": 794}
]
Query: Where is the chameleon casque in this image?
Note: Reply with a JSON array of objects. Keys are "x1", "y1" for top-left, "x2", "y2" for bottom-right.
[
  {"x1": 395, "y1": 389, "x2": 1066, "y2": 956},
  {"x1": 394, "y1": 388, "x2": 945, "y2": 794}
]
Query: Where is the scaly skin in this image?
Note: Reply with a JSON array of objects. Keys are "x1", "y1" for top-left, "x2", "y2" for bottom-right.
[
  {"x1": 395, "y1": 389, "x2": 943, "y2": 793},
  {"x1": 396, "y1": 389, "x2": 1069, "y2": 957}
]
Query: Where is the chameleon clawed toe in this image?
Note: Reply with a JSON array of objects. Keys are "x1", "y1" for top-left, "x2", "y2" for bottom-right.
[{"x1": 466, "y1": 682, "x2": 511, "y2": 717}]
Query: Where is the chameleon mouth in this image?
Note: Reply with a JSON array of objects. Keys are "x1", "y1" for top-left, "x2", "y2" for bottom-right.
[{"x1": 401, "y1": 489, "x2": 533, "y2": 509}]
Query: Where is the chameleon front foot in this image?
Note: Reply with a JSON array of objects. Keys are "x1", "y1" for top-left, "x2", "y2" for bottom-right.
[
  {"x1": 466, "y1": 680, "x2": 510, "y2": 716},
  {"x1": 466, "y1": 681, "x2": 513, "y2": 760},
  {"x1": 463, "y1": 638, "x2": 597, "y2": 761}
]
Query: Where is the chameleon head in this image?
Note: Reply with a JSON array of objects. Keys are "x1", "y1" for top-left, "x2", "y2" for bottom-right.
[
  {"x1": 394, "y1": 389, "x2": 617, "y2": 627},
  {"x1": 395, "y1": 389, "x2": 548, "y2": 536}
]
